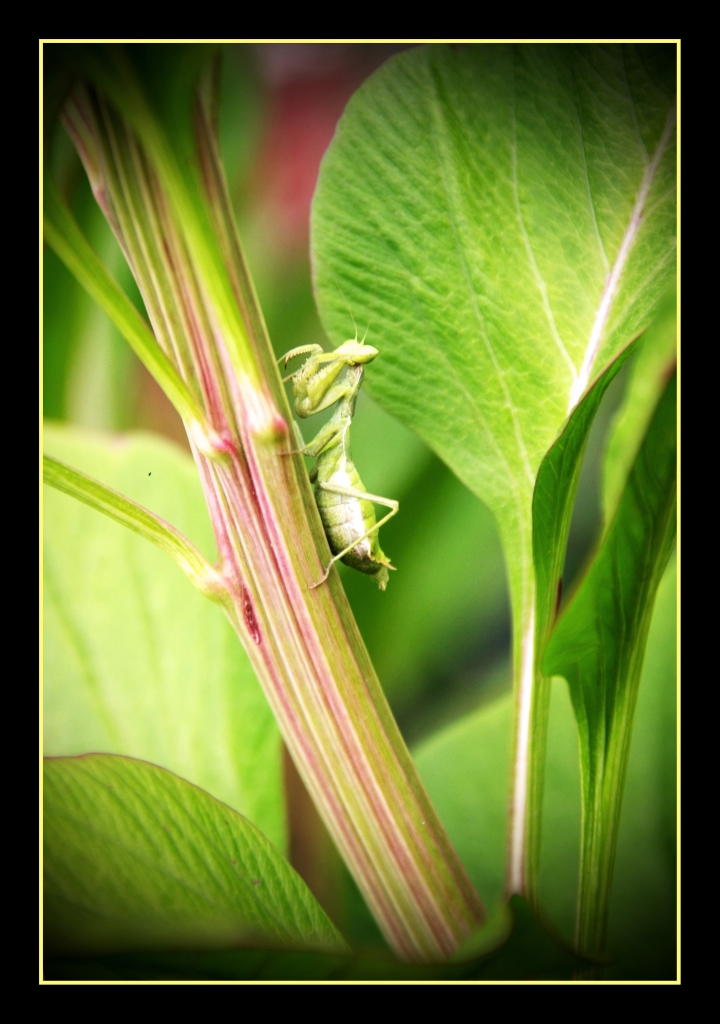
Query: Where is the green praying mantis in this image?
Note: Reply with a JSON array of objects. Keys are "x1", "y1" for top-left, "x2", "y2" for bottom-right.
[{"x1": 280, "y1": 327, "x2": 398, "y2": 591}]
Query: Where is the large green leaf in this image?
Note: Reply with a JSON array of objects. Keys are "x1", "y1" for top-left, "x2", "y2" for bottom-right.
[
  {"x1": 543, "y1": 374, "x2": 676, "y2": 956},
  {"x1": 43, "y1": 424, "x2": 284, "y2": 851},
  {"x1": 312, "y1": 44, "x2": 676, "y2": 633},
  {"x1": 312, "y1": 42, "x2": 676, "y2": 911},
  {"x1": 44, "y1": 755, "x2": 343, "y2": 957}
]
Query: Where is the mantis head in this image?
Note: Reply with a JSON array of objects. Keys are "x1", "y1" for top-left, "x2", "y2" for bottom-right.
[{"x1": 336, "y1": 339, "x2": 379, "y2": 365}]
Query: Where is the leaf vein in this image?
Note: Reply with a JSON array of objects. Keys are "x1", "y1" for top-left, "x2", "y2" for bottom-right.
[
  {"x1": 427, "y1": 76, "x2": 536, "y2": 489},
  {"x1": 510, "y1": 90, "x2": 579, "y2": 386},
  {"x1": 570, "y1": 61, "x2": 610, "y2": 273},
  {"x1": 569, "y1": 104, "x2": 676, "y2": 411}
]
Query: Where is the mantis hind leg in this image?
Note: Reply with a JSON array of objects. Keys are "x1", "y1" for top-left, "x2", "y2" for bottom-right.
[{"x1": 309, "y1": 482, "x2": 399, "y2": 589}]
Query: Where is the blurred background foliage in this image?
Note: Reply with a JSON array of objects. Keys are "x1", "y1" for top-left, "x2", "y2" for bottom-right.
[{"x1": 43, "y1": 43, "x2": 676, "y2": 976}]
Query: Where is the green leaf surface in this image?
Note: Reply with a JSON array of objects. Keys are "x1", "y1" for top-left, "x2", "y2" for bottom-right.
[
  {"x1": 603, "y1": 286, "x2": 677, "y2": 524},
  {"x1": 413, "y1": 691, "x2": 513, "y2": 916},
  {"x1": 43, "y1": 895, "x2": 583, "y2": 980},
  {"x1": 44, "y1": 755, "x2": 343, "y2": 957},
  {"x1": 605, "y1": 553, "x2": 676, "y2": 980},
  {"x1": 520, "y1": 341, "x2": 637, "y2": 888},
  {"x1": 533, "y1": 340, "x2": 638, "y2": 657},
  {"x1": 43, "y1": 424, "x2": 284, "y2": 851},
  {"x1": 312, "y1": 44, "x2": 676, "y2": 631},
  {"x1": 543, "y1": 374, "x2": 677, "y2": 955},
  {"x1": 44, "y1": 454, "x2": 223, "y2": 600}
]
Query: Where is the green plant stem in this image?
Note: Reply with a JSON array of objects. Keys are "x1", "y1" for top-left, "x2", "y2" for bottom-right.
[{"x1": 48, "y1": 52, "x2": 485, "y2": 962}]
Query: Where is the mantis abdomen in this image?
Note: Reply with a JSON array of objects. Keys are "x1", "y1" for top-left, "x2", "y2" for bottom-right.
[{"x1": 314, "y1": 462, "x2": 390, "y2": 589}]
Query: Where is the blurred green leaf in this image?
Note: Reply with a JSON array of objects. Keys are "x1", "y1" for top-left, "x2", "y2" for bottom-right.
[
  {"x1": 344, "y1": 444, "x2": 510, "y2": 728},
  {"x1": 413, "y1": 689, "x2": 513, "y2": 915},
  {"x1": 544, "y1": 375, "x2": 676, "y2": 955},
  {"x1": 605, "y1": 553, "x2": 676, "y2": 980},
  {"x1": 44, "y1": 454, "x2": 223, "y2": 599},
  {"x1": 43, "y1": 424, "x2": 285, "y2": 851},
  {"x1": 44, "y1": 894, "x2": 583, "y2": 980},
  {"x1": 538, "y1": 554, "x2": 677, "y2": 980},
  {"x1": 413, "y1": 550, "x2": 676, "y2": 978},
  {"x1": 603, "y1": 286, "x2": 677, "y2": 524},
  {"x1": 559, "y1": 359, "x2": 629, "y2": 599},
  {"x1": 346, "y1": 389, "x2": 432, "y2": 501},
  {"x1": 312, "y1": 44, "x2": 676, "y2": 635},
  {"x1": 463, "y1": 895, "x2": 587, "y2": 980},
  {"x1": 217, "y1": 45, "x2": 266, "y2": 195},
  {"x1": 44, "y1": 755, "x2": 343, "y2": 957},
  {"x1": 536, "y1": 677, "x2": 582, "y2": 940},
  {"x1": 43, "y1": 244, "x2": 85, "y2": 422}
]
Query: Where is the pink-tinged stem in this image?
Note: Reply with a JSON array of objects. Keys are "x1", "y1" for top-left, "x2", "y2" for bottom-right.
[{"x1": 61, "y1": 71, "x2": 486, "y2": 962}]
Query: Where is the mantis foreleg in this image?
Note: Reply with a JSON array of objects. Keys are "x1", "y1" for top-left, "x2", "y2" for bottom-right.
[{"x1": 278, "y1": 419, "x2": 340, "y2": 459}]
